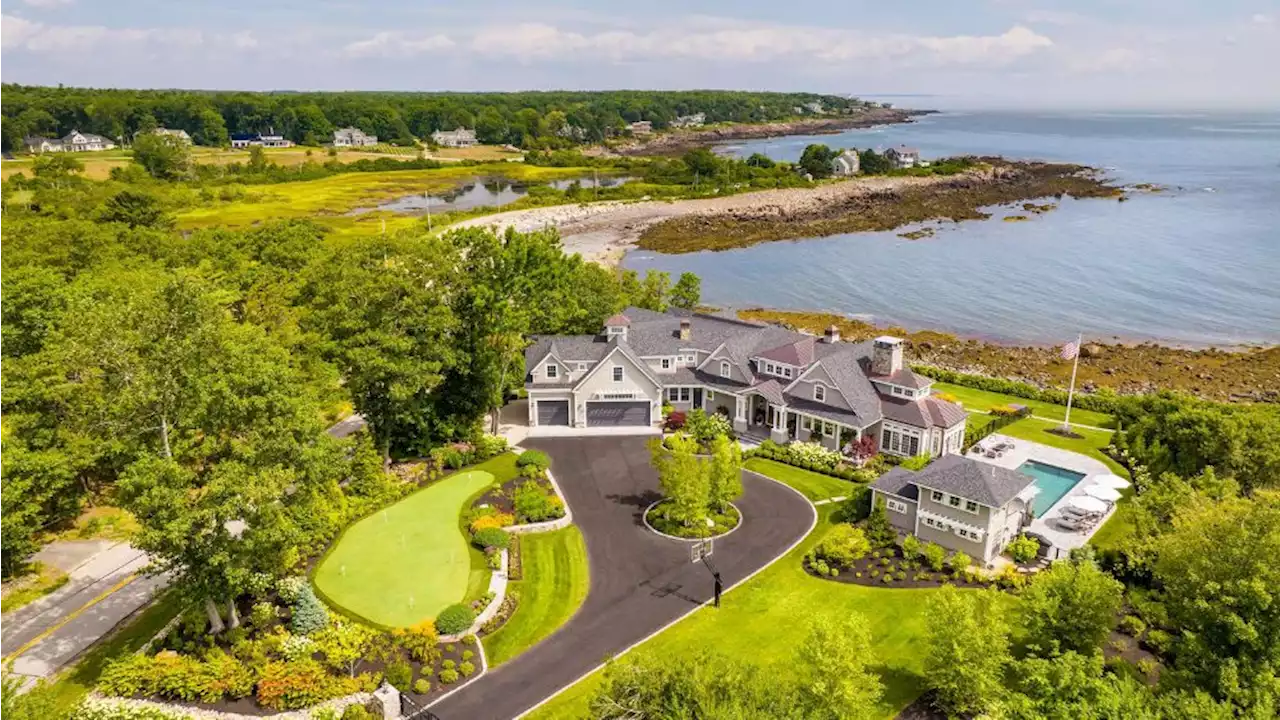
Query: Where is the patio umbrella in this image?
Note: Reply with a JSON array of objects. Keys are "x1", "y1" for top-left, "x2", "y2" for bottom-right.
[
  {"x1": 1093, "y1": 473, "x2": 1131, "y2": 490},
  {"x1": 1085, "y1": 485, "x2": 1123, "y2": 502},
  {"x1": 1069, "y1": 495, "x2": 1108, "y2": 514}
]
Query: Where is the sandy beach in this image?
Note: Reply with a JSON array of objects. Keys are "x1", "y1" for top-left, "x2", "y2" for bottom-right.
[{"x1": 453, "y1": 172, "x2": 971, "y2": 264}]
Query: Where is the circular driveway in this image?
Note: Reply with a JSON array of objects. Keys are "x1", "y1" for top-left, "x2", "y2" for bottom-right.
[{"x1": 429, "y1": 435, "x2": 814, "y2": 720}]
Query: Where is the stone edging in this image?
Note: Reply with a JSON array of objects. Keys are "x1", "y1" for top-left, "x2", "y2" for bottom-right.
[
  {"x1": 83, "y1": 692, "x2": 373, "y2": 720},
  {"x1": 504, "y1": 446, "x2": 574, "y2": 535},
  {"x1": 439, "y1": 548, "x2": 509, "y2": 643},
  {"x1": 641, "y1": 500, "x2": 743, "y2": 542}
]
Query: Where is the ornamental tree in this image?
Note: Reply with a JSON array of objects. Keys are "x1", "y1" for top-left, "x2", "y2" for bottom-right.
[
  {"x1": 707, "y1": 434, "x2": 743, "y2": 511},
  {"x1": 649, "y1": 434, "x2": 710, "y2": 527}
]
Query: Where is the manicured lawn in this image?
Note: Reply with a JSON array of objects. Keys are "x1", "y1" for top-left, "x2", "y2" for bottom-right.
[
  {"x1": 998, "y1": 417, "x2": 1126, "y2": 478},
  {"x1": 314, "y1": 469, "x2": 495, "y2": 628},
  {"x1": 933, "y1": 381, "x2": 1114, "y2": 429},
  {"x1": 743, "y1": 457, "x2": 854, "y2": 501},
  {"x1": 528, "y1": 506, "x2": 998, "y2": 720},
  {"x1": 483, "y1": 526, "x2": 589, "y2": 667}
]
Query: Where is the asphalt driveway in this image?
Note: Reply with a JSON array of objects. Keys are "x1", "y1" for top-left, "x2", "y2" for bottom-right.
[{"x1": 429, "y1": 435, "x2": 815, "y2": 720}]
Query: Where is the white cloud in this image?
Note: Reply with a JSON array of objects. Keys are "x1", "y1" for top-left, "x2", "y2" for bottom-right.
[
  {"x1": 342, "y1": 31, "x2": 455, "y2": 59},
  {"x1": 22, "y1": 0, "x2": 75, "y2": 7},
  {"x1": 2, "y1": 14, "x2": 203, "y2": 52},
  {"x1": 462, "y1": 22, "x2": 1053, "y2": 67}
]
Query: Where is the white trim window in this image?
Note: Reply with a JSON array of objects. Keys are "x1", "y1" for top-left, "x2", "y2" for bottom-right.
[
  {"x1": 964, "y1": 500, "x2": 980, "y2": 514},
  {"x1": 545, "y1": 364, "x2": 558, "y2": 379},
  {"x1": 577, "y1": 362, "x2": 588, "y2": 371},
  {"x1": 921, "y1": 515, "x2": 950, "y2": 531},
  {"x1": 814, "y1": 384, "x2": 826, "y2": 402},
  {"x1": 612, "y1": 366, "x2": 624, "y2": 382},
  {"x1": 931, "y1": 490, "x2": 945, "y2": 503},
  {"x1": 886, "y1": 498, "x2": 909, "y2": 514},
  {"x1": 720, "y1": 361, "x2": 731, "y2": 378},
  {"x1": 661, "y1": 358, "x2": 671, "y2": 370},
  {"x1": 955, "y1": 527, "x2": 985, "y2": 541}
]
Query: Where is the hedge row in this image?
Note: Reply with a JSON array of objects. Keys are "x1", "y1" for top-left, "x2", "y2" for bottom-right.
[{"x1": 912, "y1": 365, "x2": 1119, "y2": 414}]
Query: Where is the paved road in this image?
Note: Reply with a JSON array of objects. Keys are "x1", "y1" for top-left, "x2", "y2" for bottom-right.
[
  {"x1": 2, "y1": 542, "x2": 169, "y2": 680},
  {"x1": 429, "y1": 435, "x2": 814, "y2": 720}
]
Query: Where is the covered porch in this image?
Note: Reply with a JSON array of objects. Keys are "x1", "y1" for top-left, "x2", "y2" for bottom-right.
[{"x1": 733, "y1": 389, "x2": 865, "y2": 452}]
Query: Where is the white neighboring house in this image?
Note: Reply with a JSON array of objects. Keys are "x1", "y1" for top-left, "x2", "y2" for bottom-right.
[
  {"x1": 230, "y1": 130, "x2": 294, "y2": 149},
  {"x1": 628, "y1": 121, "x2": 653, "y2": 136},
  {"x1": 524, "y1": 308, "x2": 967, "y2": 454},
  {"x1": 332, "y1": 127, "x2": 377, "y2": 147},
  {"x1": 24, "y1": 130, "x2": 116, "y2": 153},
  {"x1": 885, "y1": 146, "x2": 921, "y2": 169},
  {"x1": 151, "y1": 128, "x2": 192, "y2": 144},
  {"x1": 671, "y1": 113, "x2": 706, "y2": 128},
  {"x1": 432, "y1": 128, "x2": 477, "y2": 148},
  {"x1": 832, "y1": 149, "x2": 861, "y2": 177}
]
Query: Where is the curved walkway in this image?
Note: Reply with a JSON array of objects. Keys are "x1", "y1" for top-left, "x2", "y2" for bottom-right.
[{"x1": 429, "y1": 435, "x2": 814, "y2": 720}]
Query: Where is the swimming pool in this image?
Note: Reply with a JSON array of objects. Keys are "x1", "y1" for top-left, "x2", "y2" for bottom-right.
[{"x1": 1018, "y1": 460, "x2": 1087, "y2": 517}]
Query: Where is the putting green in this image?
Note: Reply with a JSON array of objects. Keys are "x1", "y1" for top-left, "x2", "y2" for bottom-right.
[{"x1": 314, "y1": 470, "x2": 495, "y2": 628}]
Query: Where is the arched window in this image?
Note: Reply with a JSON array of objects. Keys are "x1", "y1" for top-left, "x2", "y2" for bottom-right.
[{"x1": 719, "y1": 361, "x2": 731, "y2": 378}]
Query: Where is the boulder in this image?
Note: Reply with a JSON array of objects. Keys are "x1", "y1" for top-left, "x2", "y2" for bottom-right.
[{"x1": 1080, "y1": 343, "x2": 1106, "y2": 359}]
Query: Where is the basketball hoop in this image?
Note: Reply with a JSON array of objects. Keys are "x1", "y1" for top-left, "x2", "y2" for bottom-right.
[{"x1": 690, "y1": 538, "x2": 714, "y2": 563}]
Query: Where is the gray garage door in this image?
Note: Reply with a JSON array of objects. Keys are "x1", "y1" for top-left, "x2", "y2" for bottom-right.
[
  {"x1": 536, "y1": 400, "x2": 570, "y2": 426},
  {"x1": 586, "y1": 401, "x2": 651, "y2": 427}
]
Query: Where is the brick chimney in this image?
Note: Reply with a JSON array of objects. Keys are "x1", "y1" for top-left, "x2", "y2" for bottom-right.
[
  {"x1": 679, "y1": 318, "x2": 692, "y2": 341},
  {"x1": 823, "y1": 324, "x2": 840, "y2": 343},
  {"x1": 872, "y1": 336, "x2": 903, "y2": 376}
]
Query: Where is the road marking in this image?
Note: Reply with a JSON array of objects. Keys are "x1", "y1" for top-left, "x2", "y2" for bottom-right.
[{"x1": 3, "y1": 573, "x2": 138, "y2": 663}]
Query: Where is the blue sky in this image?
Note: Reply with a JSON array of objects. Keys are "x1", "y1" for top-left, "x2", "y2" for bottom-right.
[{"x1": 3, "y1": 1, "x2": 1278, "y2": 108}]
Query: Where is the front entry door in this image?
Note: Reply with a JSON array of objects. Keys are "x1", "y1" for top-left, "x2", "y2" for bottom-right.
[{"x1": 692, "y1": 388, "x2": 703, "y2": 409}]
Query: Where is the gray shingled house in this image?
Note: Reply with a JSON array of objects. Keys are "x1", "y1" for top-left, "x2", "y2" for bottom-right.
[
  {"x1": 523, "y1": 308, "x2": 967, "y2": 456},
  {"x1": 870, "y1": 454, "x2": 1038, "y2": 562}
]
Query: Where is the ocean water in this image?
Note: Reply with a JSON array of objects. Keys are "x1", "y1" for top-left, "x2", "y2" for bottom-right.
[{"x1": 622, "y1": 111, "x2": 1280, "y2": 346}]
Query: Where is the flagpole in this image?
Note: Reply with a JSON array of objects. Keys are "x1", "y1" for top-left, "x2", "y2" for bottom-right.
[{"x1": 1063, "y1": 332, "x2": 1082, "y2": 430}]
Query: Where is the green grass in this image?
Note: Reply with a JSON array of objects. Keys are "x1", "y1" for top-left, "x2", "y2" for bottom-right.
[
  {"x1": 314, "y1": 469, "x2": 496, "y2": 628},
  {"x1": 483, "y1": 526, "x2": 589, "y2": 667},
  {"x1": 743, "y1": 457, "x2": 853, "y2": 501},
  {"x1": 933, "y1": 382, "x2": 1114, "y2": 429},
  {"x1": 528, "y1": 505, "x2": 990, "y2": 720},
  {"x1": 998, "y1": 417, "x2": 1126, "y2": 478},
  {"x1": 1, "y1": 562, "x2": 69, "y2": 614}
]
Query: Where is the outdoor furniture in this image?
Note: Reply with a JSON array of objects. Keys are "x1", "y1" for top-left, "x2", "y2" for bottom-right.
[
  {"x1": 1085, "y1": 485, "x2": 1123, "y2": 503},
  {"x1": 1069, "y1": 495, "x2": 1109, "y2": 515},
  {"x1": 1093, "y1": 474, "x2": 1131, "y2": 490}
]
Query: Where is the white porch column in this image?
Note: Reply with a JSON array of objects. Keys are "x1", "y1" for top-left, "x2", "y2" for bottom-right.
[
  {"x1": 732, "y1": 394, "x2": 748, "y2": 433},
  {"x1": 770, "y1": 405, "x2": 789, "y2": 443}
]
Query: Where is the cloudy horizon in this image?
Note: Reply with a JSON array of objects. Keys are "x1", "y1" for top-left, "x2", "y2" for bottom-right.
[{"x1": 3, "y1": 1, "x2": 1278, "y2": 110}]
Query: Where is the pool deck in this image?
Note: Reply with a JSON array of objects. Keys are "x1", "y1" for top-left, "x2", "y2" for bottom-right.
[{"x1": 968, "y1": 433, "x2": 1116, "y2": 558}]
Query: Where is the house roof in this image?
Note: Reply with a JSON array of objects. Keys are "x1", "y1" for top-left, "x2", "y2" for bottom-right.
[
  {"x1": 746, "y1": 379, "x2": 786, "y2": 406},
  {"x1": 757, "y1": 337, "x2": 816, "y2": 367},
  {"x1": 869, "y1": 367, "x2": 932, "y2": 390},
  {"x1": 904, "y1": 454, "x2": 1034, "y2": 508},
  {"x1": 604, "y1": 313, "x2": 631, "y2": 327},
  {"x1": 924, "y1": 397, "x2": 968, "y2": 428},
  {"x1": 889, "y1": 146, "x2": 920, "y2": 155},
  {"x1": 871, "y1": 467, "x2": 920, "y2": 501}
]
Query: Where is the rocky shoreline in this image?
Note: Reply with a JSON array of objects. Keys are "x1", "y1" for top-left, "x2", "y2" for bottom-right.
[
  {"x1": 637, "y1": 158, "x2": 1124, "y2": 253},
  {"x1": 611, "y1": 108, "x2": 931, "y2": 156},
  {"x1": 738, "y1": 309, "x2": 1278, "y2": 403}
]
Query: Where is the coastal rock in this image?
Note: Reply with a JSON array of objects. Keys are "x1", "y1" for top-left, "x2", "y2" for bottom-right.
[{"x1": 1080, "y1": 343, "x2": 1106, "y2": 359}]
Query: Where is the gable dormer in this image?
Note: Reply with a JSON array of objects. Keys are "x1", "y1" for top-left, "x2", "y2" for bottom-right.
[{"x1": 603, "y1": 313, "x2": 630, "y2": 341}]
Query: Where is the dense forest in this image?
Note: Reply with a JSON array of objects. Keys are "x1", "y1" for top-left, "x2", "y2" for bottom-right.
[{"x1": 0, "y1": 87, "x2": 868, "y2": 151}]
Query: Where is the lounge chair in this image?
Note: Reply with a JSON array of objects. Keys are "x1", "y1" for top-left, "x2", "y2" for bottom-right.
[{"x1": 1056, "y1": 514, "x2": 1093, "y2": 532}]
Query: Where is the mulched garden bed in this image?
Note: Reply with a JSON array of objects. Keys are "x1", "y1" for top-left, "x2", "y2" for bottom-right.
[
  {"x1": 472, "y1": 475, "x2": 556, "y2": 518},
  {"x1": 645, "y1": 500, "x2": 740, "y2": 539},
  {"x1": 803, "y1": 545, "x2": 992, "y2": 590}
]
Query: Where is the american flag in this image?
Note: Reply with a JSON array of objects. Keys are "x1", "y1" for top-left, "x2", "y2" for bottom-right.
[{"x1": 1061, "y1": 340, "x2": 1079, "y2": 360}]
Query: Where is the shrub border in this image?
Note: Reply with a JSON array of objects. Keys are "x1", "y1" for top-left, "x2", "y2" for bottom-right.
[{"x1": 641, "y1": 500, "x2": 743, "y2": 542}]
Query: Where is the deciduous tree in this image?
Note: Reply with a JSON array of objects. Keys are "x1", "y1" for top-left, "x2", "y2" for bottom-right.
[
  {"x1": 1019, "y1": 557, "x2": 1124, "y2": 657},
  {"x1": 924, "y1": 585, "x2": 1011, "y2": 716}
]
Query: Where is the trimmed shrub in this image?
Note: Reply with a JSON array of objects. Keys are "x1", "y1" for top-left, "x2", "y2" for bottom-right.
[
  {"x1": 473, "y1": 527, "x2": 511, "y2": 550},
  {"x1": 665, "y1": 411, "x2": 687, "y2": 430},
  {"x1": 474, "y1": 435, "x2": 508, "y2": 460},
  {"x1": 1007, "y1": 535, "x2": 1040, "y2": 564},
  {"x1": 276, "y1": 576, "x2": 307, "y2": 604},
  {"x1": 384, "y1": 661, "x2": 412, "y2": 691},
  {"x1": 513, "y1": 481, "x2": 564, "y2": 523},
  {"x1": 912, "y1": 365, "x2": 1118, "y2": 414},
  {"x1": 462, "y1": 650, "x2": 475, "y2": 661},
  {"x1": 462, "y1": 634, "x2": 477, "y2": 645},
  {"x1": 436, "y1": 603, "x2": 476, "y2": 635},
  {"x1": 1120, "y1": 614, "x2": 1147, "y2": 637},
  {"x1": 291, "y1": 585, "x2": 329, "y2": 636},
  {"x1": 342, "y1": 705, "x2": 372, "y2": 720},
  {"x1": 413, "y1": 678, "x2": 431, "y2": 695},
  {"x1": 442, "y1": 659, "x2": 456, "y2": 670},
  {"x1": 921, "y1": 542, "x2": 947, "y2": 572},
  {"x1": 901, "y1": 534, "x2": 921, "y2": 560},
  {"x1": 470, "y1": 512, "x2": 515, "y2": 533},
  {"x1": 249, "y1": 601, "x2": 277, "y2": 631},
  {"x1": 516, "y1": 450, "x2": 551, "y2": 471},
  {"x1": 459, "y1": 661, "x2": 476, "y2": 677},
  {"x1": 391, "y1": 621, "x2": 439, "y2": 663},
  {"x1": 814, "y1": 524, "x2": 871, "y2": 568},
  {"x1": 949, "y1": 551, "x2": 972, "y2": 572},
  {"x1": 438, "y1": 669, "x2": 459, "y2": 685}
]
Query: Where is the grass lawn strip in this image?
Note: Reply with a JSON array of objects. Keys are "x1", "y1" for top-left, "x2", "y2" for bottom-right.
[
  {"x1": 314, "y1": 469, "x2": 494, "y2": 628},
  {"x1": 933, "y1": 381, "x2": 1115, "y2": 429},
  {"x1": 526, "y1": 505, "x2": 999, "y2": 720},
  {"x1": 743, "y1": 457, "x2": 854, "y2": 501},
  {"x1": 483, "y1": 526, "x2": 589, "y2": 667}
]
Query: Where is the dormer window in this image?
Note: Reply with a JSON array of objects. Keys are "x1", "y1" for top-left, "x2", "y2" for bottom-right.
[
  {"x1": 720, "y1": 361, "x2": 731, "y2": 378},
  {"x1": 578, "y1": 362, "x2": 588, "y2": 371},
  {"x1": 661, "y1": 358, "x2": 671, "y2": 370},
  {"x1": 612, "y1": 366, "x2": 624, "y2": 382},
  {"x1": 607, "y1": 326, "x2": 626, "y2": 337},
  {"x1": 814, "y1": 385, "x2": 826, "y2": 402},
  {"x1": 545, "y1": 364, "x2": 558, "y2": 379}
]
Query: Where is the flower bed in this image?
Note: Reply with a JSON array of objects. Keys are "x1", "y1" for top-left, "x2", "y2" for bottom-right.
[
  {"x1": 803, "y1": 545, "x2": 991, "y2": 589},
  {"x1": 644, "y1": 500, "x2": 740, "y2": 539},
  {"x1": 747, "y1": 440, "x2": 880, "y2": 482},
  {"x1": 466, "y1": 450, "x2": 565, "y2": 530}
]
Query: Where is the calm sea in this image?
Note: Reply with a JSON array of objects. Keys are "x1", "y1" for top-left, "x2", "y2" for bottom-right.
[{"x1": 622, "y1": 111, "x2": 1280, "y2": 347}]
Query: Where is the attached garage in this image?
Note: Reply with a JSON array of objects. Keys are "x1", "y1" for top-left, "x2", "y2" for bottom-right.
[
  {"x1": 586, "y1": 401, "x2": 651, "y2": 427},
  {"x1": 535, "y1": 400, "x2": 570, "y2": 426}
]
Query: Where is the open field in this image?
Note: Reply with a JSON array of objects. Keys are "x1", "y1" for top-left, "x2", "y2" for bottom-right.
[
  {"x1": 313, "y1": 469, "x2": 494, "y2": 628},
  {"x1": 173, "y1": 163, "x2": 591, "y2": 230},
  {"x1": 527, "y1": 504, "x2": 1010, "y2": 720},
  {"x1": 933, "y1": 381, "x2": 1115, "y2": 428},
  {"x1": 483, "y1": 526, "x2": 589, "y2": 667},
  {"x1": 432, "y1": 145, "x2": 522, "y2": 161}
]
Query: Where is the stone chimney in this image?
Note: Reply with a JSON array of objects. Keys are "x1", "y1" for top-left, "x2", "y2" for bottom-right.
[
  {"x1": 872, "y1": 336, "x2": 903, "y2": 376},
  {"x1": 679, "y1": 318, "x2": 692, "y2": 341},
  {"x1": 823, "y1": 324, "x2": 841, "y2": 344}
]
